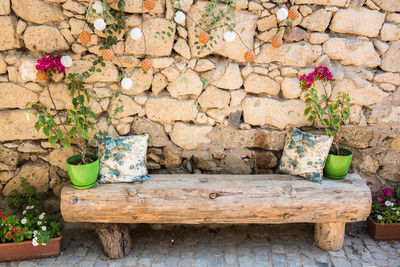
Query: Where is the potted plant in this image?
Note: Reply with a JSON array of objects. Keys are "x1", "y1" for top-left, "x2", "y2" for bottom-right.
[
  {"x1": 27, "y1": 1, "x2": 132, "y2": 189},
  {"x1": 300, "y1": 66, "x2": 352, "y2": 179},
  {"x1": 0, "y1": 179, "x2": 62, "y2": 262},
  {"x1": 28, "y1": 53, "x2": 100, "y2": 189},
  {"x1": 368, "y1": 188, "x2": 400, "y2": 241}
]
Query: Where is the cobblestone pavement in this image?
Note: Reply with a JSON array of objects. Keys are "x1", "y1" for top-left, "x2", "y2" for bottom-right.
[{"x1": 1, "y1": 222, "x2": 399, "y2": 267}]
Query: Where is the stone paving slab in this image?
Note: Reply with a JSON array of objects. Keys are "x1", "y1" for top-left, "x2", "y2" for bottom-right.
[{"x1": 0, "y1": 222, "x2": 399, "y2": 267}]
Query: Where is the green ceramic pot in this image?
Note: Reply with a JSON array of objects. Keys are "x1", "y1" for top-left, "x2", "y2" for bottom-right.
[
  {"x1": 323, "y1": 147, "x2": 353, "y2": 180},
  {"x1": 66, "y1": 154, "x2": 99, "y2": 189}
]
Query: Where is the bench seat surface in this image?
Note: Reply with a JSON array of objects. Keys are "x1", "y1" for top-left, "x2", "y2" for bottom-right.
[{"x1": 61, "y1": 173, "x2": 371, "y2": 224}]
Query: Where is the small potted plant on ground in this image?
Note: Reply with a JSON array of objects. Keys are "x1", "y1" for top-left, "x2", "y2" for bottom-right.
[
  {"x1": 368, "y1": 188, "x2": 400, "y2": 241},
  {"x1": 300, "y1": 66, "x2": 352, "y2": 179},
  {"x1": 0, "y1": 179, "x2": 62, "y2": 262}
]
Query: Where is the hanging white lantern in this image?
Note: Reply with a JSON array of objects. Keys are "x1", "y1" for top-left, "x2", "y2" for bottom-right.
[
  {"x1": 130, "y1": 28, "x2": 143, "y2": 40},
  {"x1": 121, "y1": 77, "x2": 133, "y2": 90},
  {"x1": 224, "y1": 30, "x2": 236, "y2": 42},
  {"x1": 276, "y1": 7, "x2": 288, "y2": 21},
  {"x1": 92, "y1": 1, "x2": 103, "y2": 13},
  {"x1": 174, "y1": 11, "x2": 186, "y2": 25},
  {"x1": 60, "y1": 56, "x2": 73, "y2": 68},
  {"x1": 94, "y1": 18, "x2": 106, "y2": 31}
]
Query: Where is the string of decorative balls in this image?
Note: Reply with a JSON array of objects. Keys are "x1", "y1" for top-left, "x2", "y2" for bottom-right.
[{"x1": 54, "y1": 0, "x2": 299, "y2": 90}]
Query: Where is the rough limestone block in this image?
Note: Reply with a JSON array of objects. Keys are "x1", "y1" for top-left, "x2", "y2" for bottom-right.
[
  {"x1": 0, "y1": 83, "x2": 38, "y2": 109},
  {"x1": 332, "y1": 78, "x2": 388, "y2": 106},
  {"x1": 125, "y1": 18, "x2": 176, "y2": 56},
  {"x1": 0, "y1": 16, "x2": 16, "y2": 51},
  {"x1": 24, "y1": 26, "x2": 69, "y2": 52},
  {"x1": 242, "y1": 96, "x2": 311, "y2": 129},
  {"x1": 330, "y1": 8, "x2": 385, "y2": 37},
  {"x1": 0, "y1": 110, "x2": 46, "y2": 141},
  {"x1": 11, "y1": 0, "x2": 64, "y2": 24},
  {"x1": 170, "y1": 122, "x2": 212, "y2": 150},
  {"x1": 145, "y1": 97, "x2": 198, "y2": 123},
  {"x1": 255, "y1": 43, "x2": 322, "y2": 67},
  {"x1": 294, "y1": 0, "x2": 349, "y2": 7},
  {"x1": 66, "y1": 60, "x2": 118, "y2": 83},
  {"x1": 323, "y1": 38, "x2": 380, "y2": 68},
  {"x1": 0, "y1": 0, "x2": 10, "y2": 15},
  {"x1": 380, "y1": 41, "x2": 400, "y2": 72},
  {"x1": 373, "y1": 0, "x2": 400, "y2": 12},
  {"x1": 167, "y1": 69, "x2": 203, "y2": 98}
]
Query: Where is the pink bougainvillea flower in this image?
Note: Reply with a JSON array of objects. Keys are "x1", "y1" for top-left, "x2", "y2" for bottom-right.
[
  {"x1": 36, "y1": 53, "x2": 65, "y2": 75},
  {"x1": 6, "y1": 233, "x2": 11, "y2": 239},
  {"x1": 2, "y1": 215, "x2": 7, "y2": 220},
  {"x1": 377, "y1": 197, "x2": 383, "y2": 201},
  {"x1": 11, "y1": 227, "x2": 16, "y2": 232},
  {"x1": 19, "y1": 228, "x2": 23, "y2": 233}
]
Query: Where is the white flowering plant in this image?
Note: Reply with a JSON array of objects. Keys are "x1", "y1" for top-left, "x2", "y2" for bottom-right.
[
  {"x1": 1, "y1": 179, "x2": 61, "y2": 245},
  {"x1": 371, "y1": 188, "x2": 400, "y2": 224},
  {"x1": 20, "y1": 206, "x2": 61, "y2": 246}
]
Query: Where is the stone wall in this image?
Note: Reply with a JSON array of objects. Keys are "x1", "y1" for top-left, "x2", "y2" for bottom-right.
[{"x1": 0, "y1": 0, "x2": 400, "y2": 198}]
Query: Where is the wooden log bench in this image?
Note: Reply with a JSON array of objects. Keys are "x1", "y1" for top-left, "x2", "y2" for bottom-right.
[{"x1": 60, "y1": 173, "x2": 371, "y2": 259}]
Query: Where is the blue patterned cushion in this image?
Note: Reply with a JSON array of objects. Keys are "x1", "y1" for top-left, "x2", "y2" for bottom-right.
[
  {"x1": 97, "y1": 134, "x2": 149, "y2": 183},
  {"x1": 278, "y1": 127, "x2": 333, "y2": 183}
]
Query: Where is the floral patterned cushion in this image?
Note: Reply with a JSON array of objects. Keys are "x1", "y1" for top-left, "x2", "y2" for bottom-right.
[
  {"x1": 97, "y1": 134, "x2": 149, "y2": 183},
  {"x1": 278, "y1": 127, "x2": 333, "y2": 183}
]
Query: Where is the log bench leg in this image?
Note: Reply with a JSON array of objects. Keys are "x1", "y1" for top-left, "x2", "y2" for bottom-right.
[
  {"x1": 314, "y1": 222, "x2": 346, "y2": 251},
  {"x1": 93, "y1": 223, "x2": 132, "y2": 259}
]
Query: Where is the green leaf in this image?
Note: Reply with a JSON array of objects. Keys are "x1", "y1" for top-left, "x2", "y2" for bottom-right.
[
  {"x1": 55, "y1": 129, "x2": 63, "y2": 138},
  {"x1": 34, "y1": 122, "x2": 41, "y2": 132},
  {"x1": 49, "y1": 136, "x2": 57, "y2": 148},
  {"x1": 69, "y1": 127, "x2": 77, "y2": 137},
  {"x1": 81, "y1": 129, "x2": 89, "y2": 139},
  {"x1": 38, "y1": 115, "x2": 45, "y2": 125},
  {"x1": 43, "y1": 127, "x2": 50, "y2": 137}
]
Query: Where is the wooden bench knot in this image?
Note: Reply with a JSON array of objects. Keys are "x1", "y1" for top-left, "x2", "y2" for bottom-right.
[
  {"x1": 209, "y1": 192, "x2": 218, "y2": 199},
  {"x1": 284, "y1": 213, "x2": 291, "y2": 219},
  {"x1": 283, "y1": 185, "x2": 293, "y2": 193},
  {"x1": 131, "y1": 216, "x2": 137, "y2": 220},
  {"x1": 70, "y1": 196, "x2": 78, "y2": 204},
  {"x1": 127, "y1": 189, "x2": 138, "y2": 197},
  {"x1": 199, "y1": 178, "x2": 208, "y2": 183}
]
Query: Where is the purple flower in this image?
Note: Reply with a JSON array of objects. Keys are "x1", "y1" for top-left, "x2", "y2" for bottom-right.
[{"x1": 377, "y1": 197, "x2": 383, "y2": 202}]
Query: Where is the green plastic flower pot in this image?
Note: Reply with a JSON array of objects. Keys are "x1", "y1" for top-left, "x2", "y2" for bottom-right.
[
  {"x1": 66, "y1": 154, "x2": 99, "y2": 189},
  {"x1": 323, "y1": 148, "x2": 353, "y2": 180}
]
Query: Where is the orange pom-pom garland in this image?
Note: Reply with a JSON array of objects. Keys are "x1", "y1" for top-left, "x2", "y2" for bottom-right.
[
  {"x1": 36, "y1": 70, "x2": 49, "y2": 81},
  {"x1": 102, "y1": 49, "x2": 114, "y2": 61},
  {"x1": 79, "y1": 31, "x2": 92, "y2": 45},
  {"x1": 244, "y1": 50, "x2": 255, "y2": 63},
  {"x1": 271, "y1": 36, "x2": 283, "y2": 48},
  {"x1": 198, "y1": 32, "x2": 210, "y2": 44},
  {"x1": 143, "y1": 0, "x2": 156, "y2": 11},
  {"x1": 288, "y1": 8, "x2": 300, "y2": 21},
  {"x1": 141, "y1": 59, "x2": 153, "y2": 71}
]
